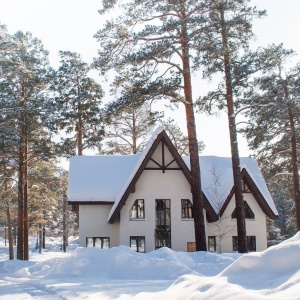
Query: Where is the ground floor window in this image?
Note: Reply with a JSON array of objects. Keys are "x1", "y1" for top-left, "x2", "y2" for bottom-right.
[
  {"x1": 86, "y1": 237, "x2": 110, "y2": 249},
  {"x1": 130, "y1": 236, "x2": 145, "y2": 253},
  {"x1": 208, "y1": 236, "x2": 216, "y2": 252},
  {"x1": 232, "y1": 236, "x2": 256, "y2": 252}
]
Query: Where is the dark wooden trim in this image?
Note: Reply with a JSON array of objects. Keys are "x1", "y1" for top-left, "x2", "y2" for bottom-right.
[
  {"x1": 145, "y1": 167, "x2": 182, "y2": 170},
  {"x1": 162, "y1": 138, "x2": 165, "y2": 173},
  {"x1": 219, "y1": 187, "x2": 235, "y2": 217},
  {"x1": 68, "y1": 201, "x2": 113, "y2": 205},
  {"x1": 202, "y1": 192, "x2": 218, "y2": 222},
  {"x1": 241, "y1": 169, "x2": 278, "y2": 219},
  {"x1": 165, "y1": 159, "x2": 176, "y2": 168},
  {"x1": 219, "y1": 169, "x2": 278, "y2": 219},
  {"x1": 150, "y1": 158, "x2": 162, "y2": 168},
  {"x1": 109, "y1": 131, "x2": 192, "y2": 223}
]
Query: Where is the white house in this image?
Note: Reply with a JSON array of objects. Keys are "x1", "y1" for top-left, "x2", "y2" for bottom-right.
[{"x1": 68, "y1": 127, "x2": 278, "y2": 253}]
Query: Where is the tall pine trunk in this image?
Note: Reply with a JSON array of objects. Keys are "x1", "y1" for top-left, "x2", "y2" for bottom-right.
[
  {"x1": 283, "y1": 84, "x2": 300, "y2": 231},
  {"x1": 17, "y1": 133, "x2": 29, "y2": 260},
  {"x1": 181, "y1": 7, "x2": 207, "y2": 251},
  {"x1": 4, "y1": 174, "x2": 14, "y2": 260},
  {"x1": 132, "y1": 110, "x2": 137, "y2": 154},
  {"x1": 220, "y1": 8, "x2": 247, "y2": 253},
  {"x1": 62, "y1": 193, "x2": 68, "y2": 252}
]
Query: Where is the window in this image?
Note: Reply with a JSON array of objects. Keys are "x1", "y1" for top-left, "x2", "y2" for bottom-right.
[
  {"x1": 130, "y1": 236, "x2": 145, "y2": 253},
  {"x1": 208, "y1": 236, "x2": 216, "y2": 252},
  {"x1": 181, "y1": 199, "x2": 193, "y2": 219},
  {"x1": 232, "y1": 236, "x2": 256, "y2": 252},
  {"x1": 231, "y1": 201, "x2": 254, "y2": 219},
  {"x1": 130, "y1": 199, "x2": 145, "y2": 219},
  {"x1": 86, "y1": 237, "x2": 110, "y2": 249}
]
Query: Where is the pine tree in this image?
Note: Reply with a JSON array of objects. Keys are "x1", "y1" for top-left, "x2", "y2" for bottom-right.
[
  {"x1": 162, "y1": 119, "x2": 205, "y2": 156},
  {"x1": 196, "y1": 0, "x2": 266, "y2": 252},
  {"x1": 0, "y1": 30, "x2": 55, "y2": 260},
  {"x1": 27, "y1": 160, "x2": 73, "y2": 252},
  {"x1": 101, "y1": 102, "x2": 163, "y2": 155},
  {"x1": 51, "y1": 51, "x2": 104, "y2": 157},
  {"x1": 95, "y1": 0, "x2": 211, "y2": 250},
  {"x1": 242, "y1": 44, "x2": 300, "y2": 231}
]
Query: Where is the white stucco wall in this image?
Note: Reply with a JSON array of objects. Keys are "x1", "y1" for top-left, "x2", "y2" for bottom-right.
[
  {"x1": 206, "y1": 193, "x2": 267, "y2": 253},
  {"x1": 118, "y1": 142, "x2": 197, "y2": 252},
  {"x1": 119, "y1": 169, "x2": 196, "y2": 252},
  {"x1": 79, "y1": 205, "x2": 120, "y2": 247}
]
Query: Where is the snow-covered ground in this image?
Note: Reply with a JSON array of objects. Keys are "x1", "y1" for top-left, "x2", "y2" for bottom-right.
[{"x1": 0, "y1": 234, "x2": 299, "y2": 299}]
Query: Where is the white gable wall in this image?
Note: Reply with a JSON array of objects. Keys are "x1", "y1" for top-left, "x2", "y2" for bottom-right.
[
  {"x1": 118, "y1": 142, "x2": 196, "y2": 252},
  {"x1": 206, "y1": 193, "x2": 267, "y2": 253},
  {"x1": 119, "y1": 169, "x2": 195, "y2": 252}
]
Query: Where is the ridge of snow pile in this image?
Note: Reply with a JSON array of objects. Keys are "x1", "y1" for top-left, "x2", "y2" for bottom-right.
[
  {"x1": 41, "y1": 246, "x2": 237, "y2": 280},
  {"x1": 1, "y1": 235, "x2": 300, "y2": 299},
  {"x1": 219, "y1": 231, "x2": 300, "y2": 289},
  {"x1": 150, "y1": 233, "x2": 300, "y2": 300}
]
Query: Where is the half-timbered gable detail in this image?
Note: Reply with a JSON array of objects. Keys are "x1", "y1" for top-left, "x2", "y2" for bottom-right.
[{"x1": 68, "y1": 127, "x2": 278, "y2": 253}]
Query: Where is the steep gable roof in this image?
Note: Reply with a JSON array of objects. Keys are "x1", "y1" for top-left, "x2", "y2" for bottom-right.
[
  {"x1": 68, "y1": 128, "x2": 278, "y2": 223},
  {"x1": 107, "y1": 128, "x2": 195, "y2": 223},
  {"x1": 182, "y1": 156, "x2": 278, "y2": 220}
]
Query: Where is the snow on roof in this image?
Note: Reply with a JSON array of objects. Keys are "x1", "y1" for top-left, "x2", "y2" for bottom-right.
[
  {"x1": 68, "y1": 127, "x2": 277, "y2": 219},
  {"x1": 182, "y1": 156, "x2": 278, "y2": 215},
  {"x1": 68, "y1": 126, "x2": 165, "y2": 216},
  {"x1": 68, "y1": 154, "x2": 142, "y2": 202}
]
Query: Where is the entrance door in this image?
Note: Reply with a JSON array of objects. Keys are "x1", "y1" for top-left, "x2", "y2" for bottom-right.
[{"x1": 155, "y1": 199, "x2": 171, "y2": 249}]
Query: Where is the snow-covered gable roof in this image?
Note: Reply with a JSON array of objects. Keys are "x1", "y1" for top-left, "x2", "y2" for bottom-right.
[
  {"x1": 182, "y1": 156, "x2": 278, "y2": 216},
  {"x1": 68, "y1": 127, "x2": 165, "y2": 204},
  {"x1": 68, "y1": 127, "x2": 278, "y2": 222}
]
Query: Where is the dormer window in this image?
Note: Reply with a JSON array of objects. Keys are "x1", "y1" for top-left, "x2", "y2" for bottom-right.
[{"x1": 231, "y1": 201, "x2": 254, "y2": 219}]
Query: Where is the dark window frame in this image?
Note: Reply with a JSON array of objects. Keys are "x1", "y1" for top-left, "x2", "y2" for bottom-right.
[
  {"x1": 208, "y1": 236, "x2": 216, "y2": 252},
  {"x1": 129, "y1": 199, "x2": 145, "y2": 219},
  {"x1": 231, "y1": 201, "x2": 255, "y2": 219},
  {"x1": 86, "y1": 237, "x2": 110, "y2": 249},
  {"x1": 181, "y1": 199, "x2": 193, "y2": 219},
  {"x1": 130, "y1": 236, "x2": 146, "y2": 253},
  {"x1": 232, "y1": 236, "x2": 256, "y2": 252},
  {"x1": 155, "y1": 199, "x2": 171, "y2": 249}
]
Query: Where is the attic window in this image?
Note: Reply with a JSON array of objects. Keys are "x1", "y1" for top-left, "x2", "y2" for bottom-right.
[
  {"x1": 242, "y1": 180, "x2": 251, "y2": 193},
  {"x1": 130, "y1": 199, "x2": 145, "y2": 219},
  {"x1": 181, "y1": 199, "x2": 193, "y2": 219},
  {"x1": 231, "y1": 201, "x2": 254, "y2": 219}
]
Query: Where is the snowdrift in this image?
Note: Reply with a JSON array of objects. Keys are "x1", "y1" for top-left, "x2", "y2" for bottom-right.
[
  {"x1": 159, "y1": 232, "x2": 300, "y2": 300},
  {"x1": 0, "y1": 234, "x2": 299, "y2": 299}
]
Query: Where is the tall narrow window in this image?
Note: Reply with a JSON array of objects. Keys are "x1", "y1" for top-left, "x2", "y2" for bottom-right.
[
  {"x1": 231, "y1": 201, "x2": 254, "y2": 219},
  {"x1": 208, "y1": 236, "x2": 216, "y2": 252},
  {"x1": 155, "y1": 199, "x2": 171, "y2": 249},
  {"x1": 130, "y1": 199, "x2": 145, "y2": 219},
  {"x1": 130, "y1": 236, "x2": 145, "y2": 253},
  {"x1": 86, "y1": 237, "x2": 110, "y2": 249},
  {"x1": 181, "y1": 199, "x2": 193, "y2": 219}
]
